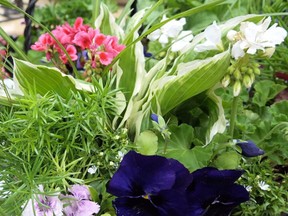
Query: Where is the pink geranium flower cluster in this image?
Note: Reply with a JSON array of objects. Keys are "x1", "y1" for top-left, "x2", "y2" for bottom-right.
[{"x1": 31, "y1": 17, "x2": 125, "y2": 70}]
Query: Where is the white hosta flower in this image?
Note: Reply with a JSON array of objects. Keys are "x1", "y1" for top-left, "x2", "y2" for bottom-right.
[
  {"x1": 228, "y1": 17, "x2": 287, "y2": 59},
  {"x1": 194, "y1": 21, "x2": 223, "y2": 52},
  {"x1": 147, "y1": 15, "x2": 186, "y2": 44},
  {"x1": 171, "y1": 30, "x2": 193, "y2": 52},
  {"x1": 258, "y1": 181, "x2": 270, "y2": 191},
  {"x1": 87, "y1": 165, "x2": 97, "y2": 174}
]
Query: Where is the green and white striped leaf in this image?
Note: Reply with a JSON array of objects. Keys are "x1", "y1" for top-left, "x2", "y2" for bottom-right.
[
  {"x1": 14, "y1": 59, "x2": 77, "y2": 99},
  {"x1": 204, "y1": 85, "x2": 227, "y2": 144},
  {"x1": 94, "y1": 3, "x2": 124, "y2": 40},
  {"x1": 151, "y1": 50, "x2": 230, "y2": 115}
]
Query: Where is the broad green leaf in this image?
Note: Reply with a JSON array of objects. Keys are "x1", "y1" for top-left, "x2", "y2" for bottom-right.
[
  {"x1": 152, "y1": 50, "x2": 230, "y2": 115},
  {"x1": 14, "y1": 59, "x2": 77, "y2": 99},
  {"x1": 159, "y1": 124, "x2": 213, "y2": 171},
  {"x1": 166, "y1": 146, "x2": 213, "y2": 172},
  {"x1": 135, "y1": 130, "x2": 158, "y2": 155},
  {"x1": 252, "y1": 80, "x2": 286, "y2": 107},
  {"x1": 270, "y1": 101, "x2": 288, "y2": 123}
]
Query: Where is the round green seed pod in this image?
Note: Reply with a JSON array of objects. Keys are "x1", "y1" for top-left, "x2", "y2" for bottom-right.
[
  {"x1": 247, "y1": 68, "x2": 254, "y2": 75},
  {"x1": 240, "y1": 66, "x2": 248, "y2": 73},
  {"x1": 233, "y1": 80, "x2": 242, "y2": 97},
  {"x1": 228, "y1": 66, "x2": 235, "y2": 74},
  {"x1": 233, "y1": 69, "x2": 242, "y2": 80},
  {"x1": 243, "y1": 74, "x2": 252, "y2": 88},
  {"x1": 253, "y1": 67, "x2": 261, "y2": 75},
  {"x1": 221, "y1": 75, "x2": 231, "y2": 87}
]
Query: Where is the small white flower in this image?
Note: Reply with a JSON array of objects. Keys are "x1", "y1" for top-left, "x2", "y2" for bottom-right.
[
  {"x1": 117, "y1": 151, "x2": 125, "y2": 161},
  {"x1": 147, "y1": 15, "x2": 186, "y2": 45},
  {"x1": 194, "y1": 21, "x2": 223, "y2": 52},
  {"x1": 87, "y1": 165, "x2": 97, "y2": 174},
  {"x1": 228, "y1": 17, "x2": 287, "y2": 59},
  {"x1": 245, "y1": 185, "x2": 253, "y2": 192},
  {"x1": 171, "y1": 30, "x2": 193, "y2": 52},
  {"x1": 258, "y1": 181, "x2": 270, "y2": 191}
]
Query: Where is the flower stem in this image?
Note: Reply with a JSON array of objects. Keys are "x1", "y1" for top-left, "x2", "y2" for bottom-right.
[{"x1": 229, "y1": 96, "x2": 239, "y2": 139}]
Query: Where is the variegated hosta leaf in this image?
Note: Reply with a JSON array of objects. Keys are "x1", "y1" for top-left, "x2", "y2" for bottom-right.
[
  {"x1": 116, "y1": 9, "x2": 147, "y2": 102},
  {"x1": 151, "y1": 50, "x2": 230, "y2": 115},
  {"x1": 94, "y1": 3, "x2": 124, "y2": 40},
  {"x1": 14, "y1": 58, "x2": 77, "y2": 99},
  {"x1": 205, "y1": 86, "x2": 226, "y2": 144}
]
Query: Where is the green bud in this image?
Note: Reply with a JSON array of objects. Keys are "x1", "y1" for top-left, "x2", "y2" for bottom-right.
[
  {"x1": 233, "y1": 69, "x2": 242, "y2": 80},
  {"x1": 233, "y1": 80, "x2": 242, "y2": 97},
  {"x1": 249, "y1": 73, "x2": 255, "y2": 83},
  {"x1": 243, "y1": 74, "x2": 252, "y2": 88},
  {"x1": 221, "y1": 75, "x2": 231, "y2": 87},
  {"x1": 228, "y1": 66, "x2": 235, "y2": 74},
  {"x1": 251, "y1": 62, "x2": 259, "y2": 68},
  {"x1": 247, "y1": 68, "x2": 254, "y2": 75},
  {"x1": 253, "y1": 67, "x2": 261, "y2": 75},
  {"x1": 159, "y1": 51, "x2": 166, "y2": 58},
  {"x1": 240, "y1": 66, "x2": 248, "y2": 73}
]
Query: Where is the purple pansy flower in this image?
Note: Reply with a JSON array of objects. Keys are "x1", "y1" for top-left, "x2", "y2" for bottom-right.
[
  {"x1": 236, "y1": 140, "x2": 265, "y2": 157},
  {"x1": 63, "y1": 184, "x2": 100, "y2": 216},
  {"x1": 107, "y1": 151, "x2": 250, "y2": 216},
  {"x1": 106, "y1": 151, "x2": 193, "y2": 216},
  {"x1": 187, "y1": 167, "x2": 249, "y2": 216}
]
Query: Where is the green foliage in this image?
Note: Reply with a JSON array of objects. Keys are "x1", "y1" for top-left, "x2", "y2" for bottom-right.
[
  {"x1": 233, "y1": 159, "x2": 288, "y2": 216},
  {"x1": 33, "y1": 0, "x2": 118, "y2": 29},
  {"x1": 252, "y1": 80, "x2": 286, "y2": 107},
  {"x1": 0, "y1": 79, "x2": 130, "y2": 214},
  {"x1": 135, "y1": 130, "x2": 158, "y2": 155},
  {"x1": 158, "y1": 124, "x2": 214, "y2": 172}
]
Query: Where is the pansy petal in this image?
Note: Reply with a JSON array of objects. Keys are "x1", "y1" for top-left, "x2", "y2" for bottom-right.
[
  {"x1": 107, "y1": 151, "x2": 177, "y2": 197},
  {"x1": 150, "y1": 189, "x2": 189, "y2": 216},
  {"x1": 113, "y1": 197, "x2": 159, "y2": 216}
]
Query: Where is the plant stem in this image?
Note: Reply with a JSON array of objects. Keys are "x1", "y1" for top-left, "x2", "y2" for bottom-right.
[{"x1": 229, "y1": 96, "x2": 239, "y2": 139}]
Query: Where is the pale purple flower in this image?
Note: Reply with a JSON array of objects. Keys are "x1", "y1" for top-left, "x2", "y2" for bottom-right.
[
  {"x1": 63, "y1": 184, "x2": 100, "y2": 216},
  {"x1": 22, "y1": 186, "x2": 63, "y2": 216}
]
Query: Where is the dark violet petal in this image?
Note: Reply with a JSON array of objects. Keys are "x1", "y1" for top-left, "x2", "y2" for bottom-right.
[
  {"x1": 192, "y1": 167, "x2": 244, "y2": 185},
  {"x1": 167, "y1": 158, "x2": 193, "y2": 190},
  {"x1": 216, "y1": 184, "x2": 250, "y2": 205},
  {"x1": 150, "y1": 189, "x2": 189, "y2": 216},
  {"x1": 236, "y1": 140, "x2": 265, "y2": 157},
  {"x1": 187, "y1": 167, "x2": 248, "y2": 215},
  {"x1": 151, "y1": 114, "x2": 159, "y2": 123},
  {"x1": 113, "y1": 197, "x2": 159, "y2": 216},
  {"x1": 202, "y1": 203, "x2": 235, "y2": 216},
  {"x1": 107, "y1": 151, "x2": 184, "y2": 197},
  {"x1": 202, "y1": 184, "x2": 250, "y2": 216}
]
